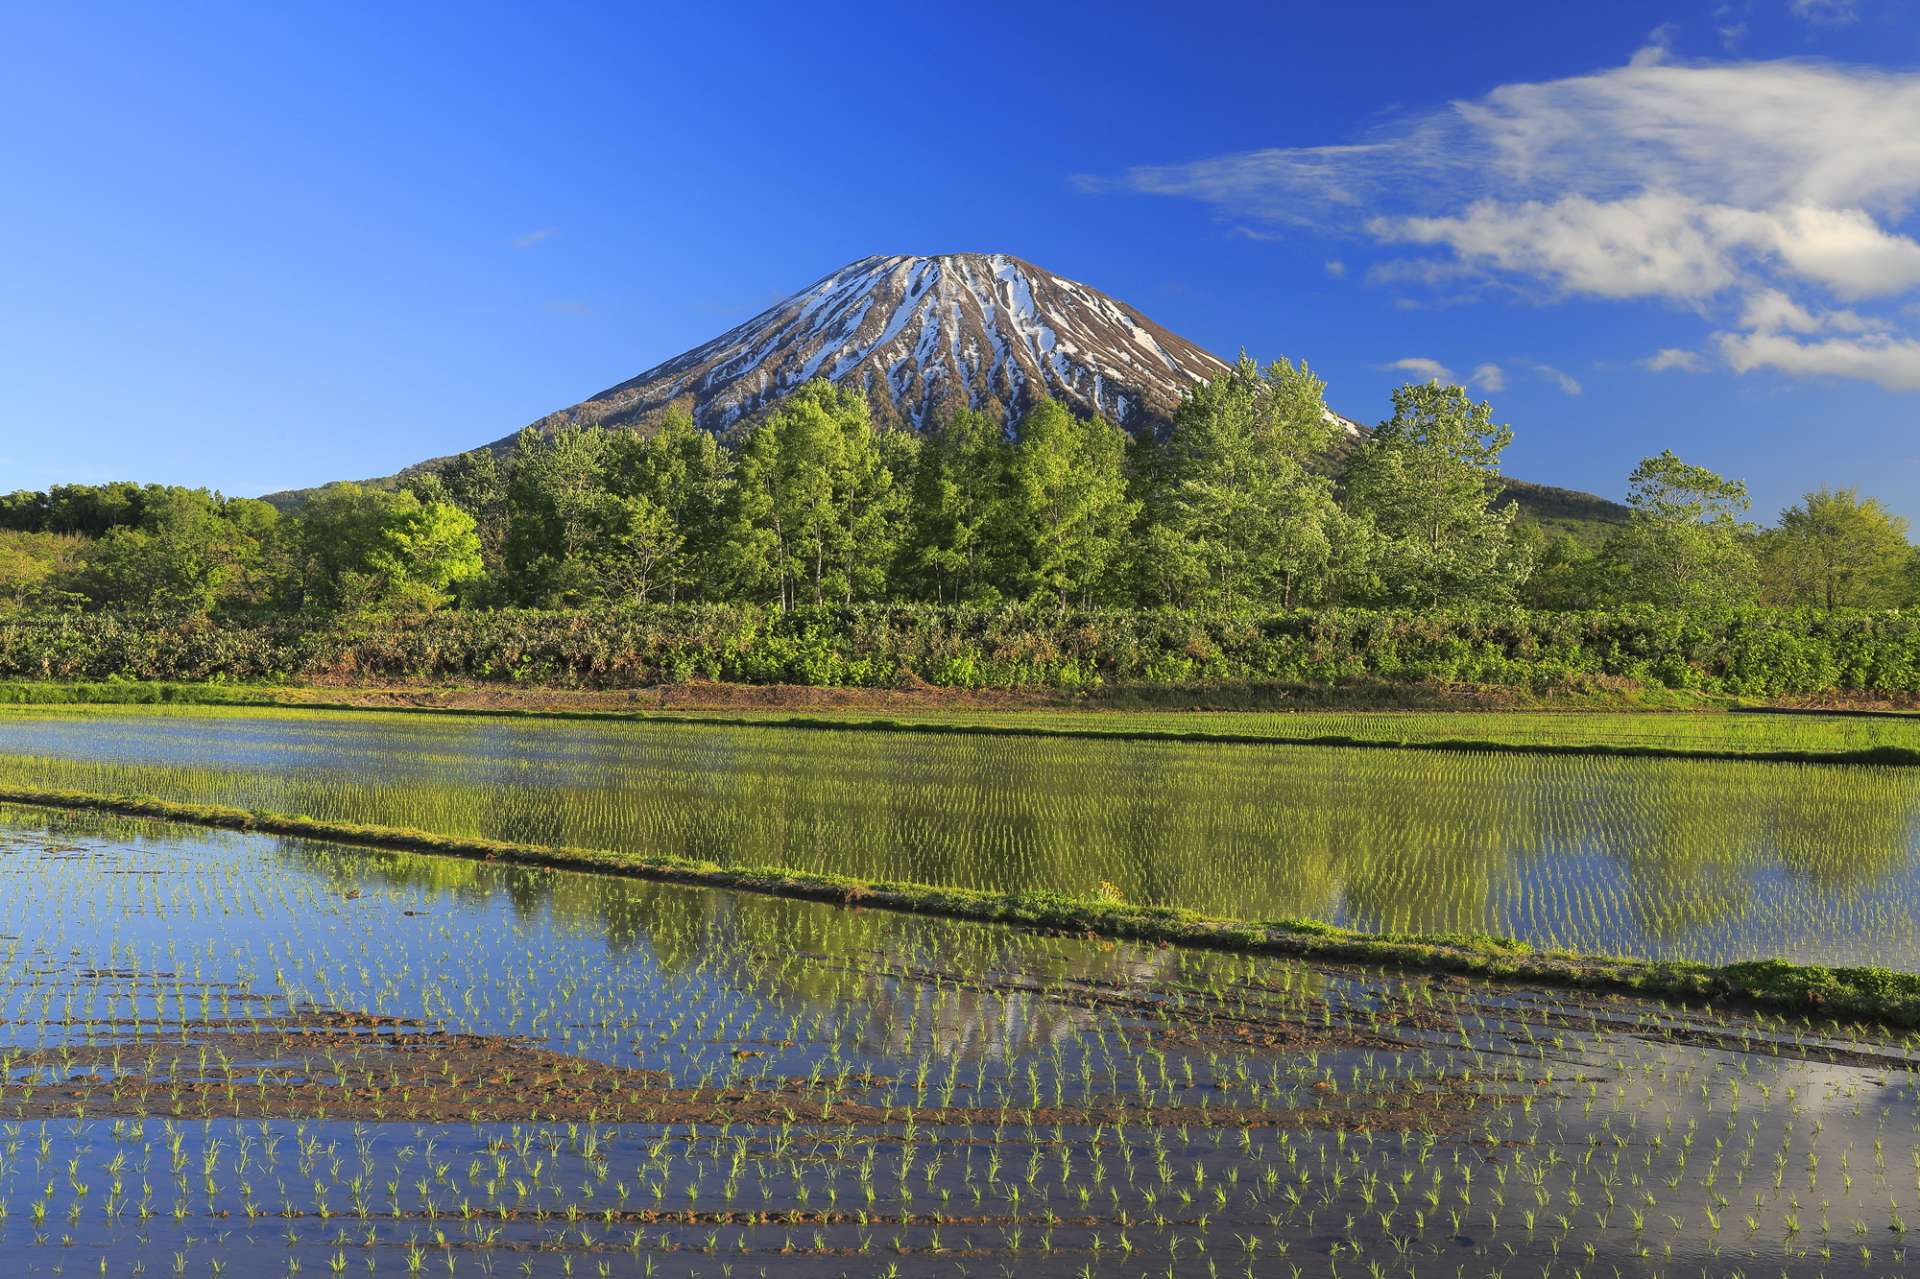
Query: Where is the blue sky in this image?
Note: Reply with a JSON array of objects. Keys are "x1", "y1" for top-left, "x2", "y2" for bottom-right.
[{"x1": 4, "y1": 0, "x2": 1920, "y2": 521}]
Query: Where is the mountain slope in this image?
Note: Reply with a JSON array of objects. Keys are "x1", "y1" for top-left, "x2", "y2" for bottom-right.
[{"x1": 500, "y1": 253, "x2": 1315, "y2": 443}]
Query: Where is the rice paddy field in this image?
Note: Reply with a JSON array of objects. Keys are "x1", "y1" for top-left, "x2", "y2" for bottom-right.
[
  {"x1": 1, "y1": 706, "x2": 1919, "y2": 964},
  {"x1": 1, "y1": 702, "x2": 1918, "y2": 1275}
]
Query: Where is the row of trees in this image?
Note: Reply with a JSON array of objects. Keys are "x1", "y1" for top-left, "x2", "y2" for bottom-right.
[{"x1": 3, "y1": 360, "x2": 1915, "y2": 615}]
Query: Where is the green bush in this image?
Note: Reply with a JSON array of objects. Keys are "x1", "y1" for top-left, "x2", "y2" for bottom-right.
[{"x1": 3, "y1": 604, "x2": 1919, "y2": 694}]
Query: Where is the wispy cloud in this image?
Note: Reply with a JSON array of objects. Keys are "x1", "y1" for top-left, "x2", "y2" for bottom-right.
[
  {"x1": 1386, "y1": 357, "x2": 1456, "y2": 383},
  {"x1": 1323, "y1": 258, "x2": 1347, "y2": 278},
  {"x1": 512, "y1": 227, "x2": 557, "y2": 250},
  {"x1": 1084, "y1": 47, "x2": 1920, "y2": 391},
  {"x1": 1524, "y1": 361, "x2": 1583, "y2": 396},
  {"x1": 1643, "y1": 347, "x2": 1710, "y2": 373},
  {"x1": 1788, "y1": 0, "x2": 1860, "y2": 24},
  {"x1": 1470, "y1": 362, "x2": 1506, "y2": 392},
  {"x1": 542, "y1": 300, "x2": 590, "y2": 316}
]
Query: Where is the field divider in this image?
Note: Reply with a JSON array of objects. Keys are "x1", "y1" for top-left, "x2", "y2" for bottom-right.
[
  {"x1": 6, "y1": 782, "x2": 1920, "y2": 1029},
  {"x1": 11, "y1": 689, "x2": 1920, "y2": 766}
]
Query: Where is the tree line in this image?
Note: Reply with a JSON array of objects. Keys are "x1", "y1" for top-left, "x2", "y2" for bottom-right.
[{"x1": 3, "y1": 359, "x2": 1914, "y2": 616}]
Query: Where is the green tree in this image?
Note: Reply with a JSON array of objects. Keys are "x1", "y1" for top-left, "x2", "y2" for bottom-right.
[
  {"x1": 291, "y1": 483, "x2": 477, "y2": 612},
  {"x1": 366, "y1": 497, "x2": 484, "y2": 611},
  {"x1": 288, "y1": 483, "x2": 396, "y2": 610},
  {"x1": 722, "y1": 381, "x2": 907, "y2": 608},
  {"x1": 1343, "y1": 383, "x2": 1530, "y2": 605},
  {"x1": 73, "y1": 487, "x2": 265, "y2": 613},
  {"x1": 408, "y1": 448, "x2": 509, "y2": 592},
  {"x1": 1004, "y1": 400, "x2": 1137, "y2": 606},
  {"x1": 503, "y1": 426, "x2": 612, "y2": 605},
  {"x1": 584, "y1": 492, "x2": 682, "y2": 604},
  {"x1": 1760, "y1": 487, "x2": 1914, "y2": 608},
  {"x1": 1137, "y1": 356, "x2": 1344, "y2": 609},
  {"x1": 1597, "y1": 450, "x2": 1757, "y2": 607},
  {"x1": 1, "y1": 531, "x2": 90, "y2": 610},
  {"x1": 602, "y1": 406, "x2": 734, "y2": 602},
  {"x1": 898, "y1": 407, "x2": 1011, "y2": 603},
  {"x1": 1516, "y1": 526, "x2": 1603, "y2": 610}
]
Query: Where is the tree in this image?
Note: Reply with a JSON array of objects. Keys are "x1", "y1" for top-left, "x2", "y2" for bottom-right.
[
  {"x1": 1004, "y1": 400, "x2": 1137, "y2": 606},
  {"x1": 1, "y1": 531, "x2": 90, "y2": 611},
  {"x1": 1597, "y1": 450, "x2": 1757, "y2": 608},
  {"x1": 366, "y1": 497, "x2": 484, "y2": 611},
  {"x1": 584, "y1": 492, "x2": 682, "y2": 605},
  {"x1": 1760, "y1": 487, "x2": 1914, "y2": 608},
  {"x1": 601, "y1": 407, "x2": 734, "y2": 603},
  {"x1": 721, "y1": 381, "x2": 907, "y2": 608},
  {"x1": 1137, "y1": 356, "x2": 1344, "y2": 609},
  {"x1": 1342, "y1": 383, "x2": 1530, "y2": 605},
  {"x1": 46, "y1": 482, "x2": 143, "y2": 536},
  {"x1": 0, "y1": 491, "x2": 50, "y2": 533},
  {"x1": 408, "y1": 448, "x2": 509, "y2": 592},
  {"x1": 503, "y1": 425, "x2": 613, "y2": 605},
  {"x1": 291, "y1": 483, "x2": 478, "y2": 613},
  {"x1": 1516, "y1": 526, "x2": 1603, "y2": 610},
  {"x1": 73, "y1": 487, "x2": 267, "y2": 613},
  {"x1": 898, "y1": 407, "x2": 1012, "y2": 603},
  {"x1": 288, "y1": 483, "x2": 398, "y2": 610}
]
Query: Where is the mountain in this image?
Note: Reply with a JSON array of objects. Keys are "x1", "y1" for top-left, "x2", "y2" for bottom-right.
[
  {"x1": 267, "y1": 251, "x2": 1623, "y2": 538},
  {"x1": 494, "y1": 252, "x2": 1361, "y2": 445}
]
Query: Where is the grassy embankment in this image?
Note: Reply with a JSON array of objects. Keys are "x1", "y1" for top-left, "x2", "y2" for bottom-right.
[{"x1": 3, "y1": 679, "x2": 1919, "y2": 766}]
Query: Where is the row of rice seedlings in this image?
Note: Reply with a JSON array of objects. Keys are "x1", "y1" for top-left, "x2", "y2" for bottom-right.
[{"x1": 0, "y1": 806, "x2": 1916, "y2": 1275}]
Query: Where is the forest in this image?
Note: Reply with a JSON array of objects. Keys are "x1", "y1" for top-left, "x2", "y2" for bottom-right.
[{"x1": 3, "y1": 359, "x2": 1914, "y2": 620}]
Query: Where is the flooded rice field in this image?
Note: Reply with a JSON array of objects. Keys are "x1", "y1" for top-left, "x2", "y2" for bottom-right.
[
  {"x1": 1, "y1": 803, "x2": 1916, "y2": 1276},
  {"x1": 2, "y1": 707, "x2": 1920, "y2": 965}
]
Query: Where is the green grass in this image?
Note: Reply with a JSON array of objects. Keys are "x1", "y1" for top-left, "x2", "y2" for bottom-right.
[
  {"x1": 0, "y1": 678, "x2": 273, "y2": 705},
  {"x1": 6, "y1": 681, "x2": 1920, "y2": 763}
]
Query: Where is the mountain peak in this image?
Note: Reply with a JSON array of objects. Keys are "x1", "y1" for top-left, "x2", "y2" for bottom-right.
[{"x1": 507, "y1": 253, "x2": 1240, "y2": 442}]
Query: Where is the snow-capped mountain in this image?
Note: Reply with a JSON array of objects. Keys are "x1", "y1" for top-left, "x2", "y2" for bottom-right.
[{"x1": 503, "y1": 253, "x2": 1304, "y2": 441}]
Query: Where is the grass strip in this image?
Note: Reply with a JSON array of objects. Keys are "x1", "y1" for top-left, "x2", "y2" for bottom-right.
[
  {"x1": 5, "y1": 782, "x2": 1917, "y2": 1029},
  {"x1": 3, "y1": 681, "x2": 1916, "y2": 766}
]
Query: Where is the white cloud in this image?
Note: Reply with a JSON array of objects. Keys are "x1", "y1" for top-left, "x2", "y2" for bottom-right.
[
  {"x1": 1718, "y1": 329, "x2": 1920, "y2": 390},
  {"x1": 1387, "y1": 357, "x2": 1456, "y2": 383},
  {"x1": 512, "y1": 227, "x2": 557, "y2": 249},
  {"x1": 1373, "y1": 199, "x2": 1920, "y2": 304},
  {"x1": 1739, "y1": 286, "x2": 1878, "y2": 333},
  {"x1": 1371, "y1": 192, "x2": 1743, "y2": 301},
  {"x1": 1728, "y1": 205, "x2": 1920, "y2": 299},
  {"x1": 1740, "y1": 287, "x2": 1823, "y2": 333},
  {"x1": 1526, "y1": 362, "x2": 1584, "y2": 396},
  {"x1": 1643, "y1": 347, "x2": 1710, "y2": 373},
  {"x1": 1089, "y1": 51, "x2": 1920, "y2": 391},
  {"x1": 1323, "y1": 258, "x2": 1347, "y2": 278},
  {"x1": 1470, "y1": 362, "x2": 1507, "y2": 391}
]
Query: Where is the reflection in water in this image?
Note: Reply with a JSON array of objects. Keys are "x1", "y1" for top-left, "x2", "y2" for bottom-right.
[{"x1": 0, "y1": 709, "x2": 1917, "y2": 965}]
